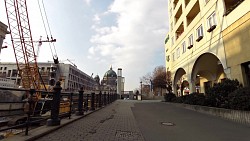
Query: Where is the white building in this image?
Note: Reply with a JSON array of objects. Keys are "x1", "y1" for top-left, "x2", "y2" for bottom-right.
[{"x1": 0, "y1": 62, "x2": 97, "y2": 92}]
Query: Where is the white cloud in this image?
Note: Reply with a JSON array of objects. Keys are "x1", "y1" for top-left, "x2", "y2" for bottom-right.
[
  {"x1": 93, "y1": 14, "x2": 100, "y2": 24},
  {"x1": 83, "y1": 0, "x2": 92, "y2": 6},
  {"x1": 88, "y1": 0, "x2": 169, "y2": 90}
]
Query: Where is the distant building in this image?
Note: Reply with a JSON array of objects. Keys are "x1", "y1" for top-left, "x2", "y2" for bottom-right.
[
  {"x1": 100, "y1": 66, "x2": 117, "y2": 93},
  {"x1": 98, "y1": 66, "x2": 125, "y2": 96},
  {"x1": 0, "y1": 62, "x2": 97, "y2": 91},
  {"x1": 166, "y1": 0, "x2": 250, "y2": 95},
  {"x1": 0, "y1": 21, "x2": 9, "y2": 54}
]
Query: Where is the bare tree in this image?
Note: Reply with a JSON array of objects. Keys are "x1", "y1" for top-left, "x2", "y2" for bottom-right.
[
  {"x1": 152, "y1": 66, "x2": 167, "y2": 94},
  {"x1": 140, "y1": 72, "x2": 152, "y2": 85},
  {"x1": 166, "y1": 70, "x2": 172, "y2": 92},
  {"x1": 139, "y1": 66, "x2": 173, "y2": 95}
]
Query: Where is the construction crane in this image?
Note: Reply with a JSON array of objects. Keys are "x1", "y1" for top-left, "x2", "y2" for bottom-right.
[
  {"x1": 4, "y1": 0, "x2": 56, "y2": 98},
  {"x1": 4, "y1": 0, "x2": 41, "y2": 99}
]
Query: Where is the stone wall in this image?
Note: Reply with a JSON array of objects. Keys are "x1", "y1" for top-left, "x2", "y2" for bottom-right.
[{"x1": 173, "y1": 103, "x2": 250, "y2": 126}]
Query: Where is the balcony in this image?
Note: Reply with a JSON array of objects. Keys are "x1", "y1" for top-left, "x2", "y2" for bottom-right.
[
  {"x1": 224, "y1": 0, "x2": 244, "y2": 16},
  {"x1": 175, "y1": 22, "x2": 184, "y2": 40},
  {"x1": 185, "y1": 0, "x2": 191, "y2": 7},
  {"x1": 175, "y1": 5, "x2": 183, "y2": 24},
  {"x1": 186, "y1": 0, "x2": 200, "y2": 26}
]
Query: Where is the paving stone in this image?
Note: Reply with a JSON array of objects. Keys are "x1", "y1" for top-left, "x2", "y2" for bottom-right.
[{"x1": 36, "y1": 100, "x2": 144, "y2": 141}]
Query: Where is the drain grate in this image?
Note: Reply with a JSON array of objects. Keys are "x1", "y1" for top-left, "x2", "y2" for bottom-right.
[
  {"x1": 161, "y1": 122, "x2": 175, "y2": 126},
  {"x1": 115, "y1": 130, "x2": 141, "y2": 140}
]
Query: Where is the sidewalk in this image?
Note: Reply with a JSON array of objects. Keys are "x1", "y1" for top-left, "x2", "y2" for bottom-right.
[{"x1": 6, "y1": 100, "x2": 145, "y2": 141}]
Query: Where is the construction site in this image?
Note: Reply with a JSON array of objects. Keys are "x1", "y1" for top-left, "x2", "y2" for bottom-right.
[{"x1": 0, "y1": 0, "x2": 124, "y2": 139}]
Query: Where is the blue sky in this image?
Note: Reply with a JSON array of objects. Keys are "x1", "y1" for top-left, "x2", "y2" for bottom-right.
[{"x1": 0, "y1": 0, "x2": 169, "y2": 91}]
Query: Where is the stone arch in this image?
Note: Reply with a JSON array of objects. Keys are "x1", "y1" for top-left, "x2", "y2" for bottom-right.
[
  {"x1": 191, "y1": 53, "x2": 226, "y2": 93},
  {"x1": 173, "y1": 68, "x2": 189, "y2": 96}
]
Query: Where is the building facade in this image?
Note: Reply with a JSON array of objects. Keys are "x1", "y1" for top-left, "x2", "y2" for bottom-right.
[
  {"x1": 0, "y1": 62, "x2": 97, "y2": 91},
  {"x1": 165, "y1": 0, "x2": 249, "y2": 95},
  {"x1": 0, "y1": 21, "x2": 9, "y2": 53}
]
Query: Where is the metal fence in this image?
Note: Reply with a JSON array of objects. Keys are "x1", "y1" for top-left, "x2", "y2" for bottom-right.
[{"x1": 0, "y1": 82, "x2": 117, "y2": 137}]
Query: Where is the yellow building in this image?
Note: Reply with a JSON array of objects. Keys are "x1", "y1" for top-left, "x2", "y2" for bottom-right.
[{"x1": 165, "y1": 0, "x2": 249, "y2": 96}]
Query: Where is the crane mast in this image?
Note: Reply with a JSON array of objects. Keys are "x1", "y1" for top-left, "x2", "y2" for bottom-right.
[{"x1": 4, "y1": 0, "x2": 40, "y2": 98}]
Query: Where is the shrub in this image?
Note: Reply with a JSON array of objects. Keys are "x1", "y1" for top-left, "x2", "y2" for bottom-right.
[
  {"x1": 183, "y1": 92, "x2": 206, "y2": 105},
  {"x1": 174, "y1": 96, "x2": 184, "y2": 103},
  {"x1": 206, "y1": 79, "x2": 241, "y2": 108},
  {"x1": 164, "y1": 92, "x2": 176, "y2": 102},
  {"x1": 228, "y1": 87, "x2": 250, "y2": 111}
]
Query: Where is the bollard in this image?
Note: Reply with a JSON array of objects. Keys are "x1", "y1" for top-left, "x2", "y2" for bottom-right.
[
  {"x1": 47, "y1": 81, "x2": 62, "y2": 126},
  {"x1": 76, "y1": 87, "x2": 84, "y2": 116},
  {"x1": 104, "y1": 92, "x2": 107, "y2": 106},
  {"x1": 95, "y1": 92, "x2": 99, "y2": 108},
  {"x1": 85, "y1": 94, "x2": 89, "y2": 111},
  {"x1": 25, "y1": 89, "x2": 35, "y2": 135},
  {"x1": 99, "y1": 91, "x2": 102, "y2": 108},
  {"x1": 90, "y1": 93, "x2": 95, "y2": 111},
  {"x1": 68, "y1": 93, "x2": 73, "y2": 119},
  {"x1": 107, "y1": 93, "x2": 110, "y2": 104}
]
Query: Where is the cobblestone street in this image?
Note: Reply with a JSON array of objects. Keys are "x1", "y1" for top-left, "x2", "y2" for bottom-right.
[{"x1": 37, "y1": 100, "x2": 144, "y2": 141}]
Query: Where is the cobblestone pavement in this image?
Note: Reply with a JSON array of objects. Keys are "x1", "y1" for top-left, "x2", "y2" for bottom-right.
[{"x1": 36, "y1": 100, "x2": 144, "y2": 141}]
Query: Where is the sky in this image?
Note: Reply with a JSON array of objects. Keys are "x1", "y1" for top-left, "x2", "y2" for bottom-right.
[{"x1": 0, "y1": 0, "x2": 169, "y2": 91}]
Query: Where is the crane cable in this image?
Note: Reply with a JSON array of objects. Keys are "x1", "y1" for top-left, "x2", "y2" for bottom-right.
[
  {"x1": 37, "y1": 0, "x2": 61, "y2": 95},
  {"x1": 37, "y1": 0, "x2": 57, "y2": 59}
]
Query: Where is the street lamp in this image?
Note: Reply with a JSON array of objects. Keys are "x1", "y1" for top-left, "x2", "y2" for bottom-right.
[
  {"x1": 140, "y1": 81, "x2": 142, "y2": 101},
  {"x1": 140, "y1": 81, "x2": 142, "y2": 95}
]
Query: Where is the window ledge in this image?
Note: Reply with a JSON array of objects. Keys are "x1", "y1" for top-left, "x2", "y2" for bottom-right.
[
  {"x1": 187, "y1": 45, "x2": 193, "y2": 49},
  {"x1": 196, "y1": 36, "x2": 203, "y2": 42},
  {"x1": 207, "y1": 25, "x2": 216, "y2": 32}
]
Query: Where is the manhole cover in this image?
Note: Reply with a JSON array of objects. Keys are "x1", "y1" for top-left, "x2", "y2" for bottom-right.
[{"x1": 161, "y1": 122, "x2": 175, "y2": 126}]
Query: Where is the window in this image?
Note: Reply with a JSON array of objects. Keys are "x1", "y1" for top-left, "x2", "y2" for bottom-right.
[
  {"x1": 0, "y1": 67, "x2": 2, "y2": 70},
  {"x1": 4, "y1": 67, "x2": 7, "y2": 70},
  {"x1": 182, "y1": 41, "x2": 186, "y2": 53},
  {"x1": 207, "y1": 12, "x2": 217, "y2": 32},
  {"x1": 11, "y1": 69, "x2": 18, "y2": 77},
  {"x1": 171, "y1": 37, "x2": 174, "y2": 46},
  {"x1": 172, "y1": 52, "x2": 175, "y2": 61},
  {"x1": 166, "y1": 55, "x2": 170, "y2": 62},
  {"x1": 170, "y1": 22, "x2": 173, "y2": 31},
  {"x1": 196, "y1": 25, "x2": 203, "y2": 42},
  {"x1": 177, "y1": 48, "x2": 180, "y2": 58},
  {"x1": 170, "y1": 8, "x2": 172, "y2": 17},
  {"x1": 204, "y1": 0, "x2": 210, "y2": 3},
  {"x1": 188, "y1": 34, "x2": 193, "y2": 49}
]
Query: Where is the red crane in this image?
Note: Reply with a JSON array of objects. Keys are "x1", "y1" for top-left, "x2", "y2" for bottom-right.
[{"x1": 4, "y1": 0, "x2": 40, "y2": 98}]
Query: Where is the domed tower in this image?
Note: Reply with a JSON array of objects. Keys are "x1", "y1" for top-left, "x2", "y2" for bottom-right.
[
  {"x1": 101, "y1": 66, "x2": 117, "y2": 92},
  {"x1": 94, "y1": 75, "x2": 100, "y2": 85}
]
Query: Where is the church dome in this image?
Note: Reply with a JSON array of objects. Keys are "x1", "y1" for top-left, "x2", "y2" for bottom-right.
[
  {"x1": 94, "y1": 75, "x2": 100, "y2": 80},
  {"x1": 94, "y1": 75, "x2": 100, "y2": 84},
  {"x1": 104, "y1": 67, "x2": 117, "y2": 78}
]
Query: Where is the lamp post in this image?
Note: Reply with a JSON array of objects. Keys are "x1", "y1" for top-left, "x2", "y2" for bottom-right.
[
  {"x1": 140, "y1": 81, "x2": 142, "y2": 94},
  {"x1": 140, "y1": 81, "x2": 142, "y2": 101}
]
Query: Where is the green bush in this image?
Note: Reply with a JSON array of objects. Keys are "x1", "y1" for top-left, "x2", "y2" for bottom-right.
[
  {"x1": 164, "y1": 92, "x2": 176, "y2": 102},
  {"x1": 174, "y1": 96, "x2": 184, "y2": 103},
  {"x1": 228, "y1": 87, "x2": 250, "y2": 110},
  {"x1": 206, "y1": 79, "x2": 241, "y2": 108},
  {"x1": 183, "y1": 92, "x2": 206, "y2": 105}
]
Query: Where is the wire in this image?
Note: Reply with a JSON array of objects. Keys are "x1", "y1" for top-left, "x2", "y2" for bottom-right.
[
  {"x1": 37, "y1": 0, "x2": 58, "y2": 59},
  {"x1": 41, "y1": 0, "x2": 52, "y2": 37},
  {"x1": 37, "y1": 0, "x2": 48, "y2": 36},
  {"x1": 41, "y1": 0, "x2": 58, "y2": 58}
]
